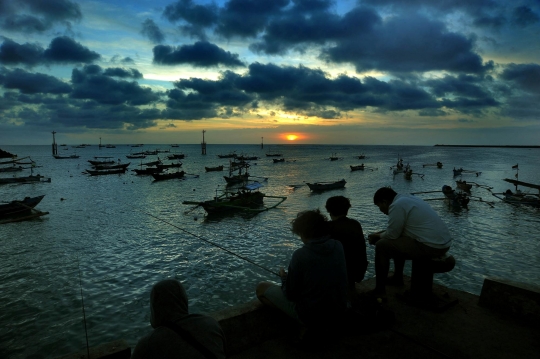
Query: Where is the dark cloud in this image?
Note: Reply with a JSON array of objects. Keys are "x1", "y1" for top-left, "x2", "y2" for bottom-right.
[
  {"x1": 141, "y1": 19, "x2": 165, "y2": 44},
  {"x1": 0, "y1": 67, "x2": 71, "y2": 94},
  {"x1": 425, "y1": 74, "x2": 494, "y2": 99},
  {"x1": 0, "y1": 38, "x2": 44, "y2": 66},
  {"x1": 153, "y1": 41, "x2": 244, "y2": 67},
  {"x1": 103, "y1": 67, "x2": 143, "y2": 79},
  {"x1": 43, "y1": 36, "x2": 100, "y2": 64},
  {"x1": 0, "y1": 0, "x2": 81, "y2": 33},
  {"x1": 71, "y1": 65, "x2": 160, "y2": 106},
  {"x1": 216, "y1": 0, "x2": 289, "y2": 38},
  {"x1": 321, "y1": 13, "x2": 488, "y2": 74},
  {"x1": 500, "y1": 63, "x2": 540, "y2": 94},
  {"x1": 163, "y1": 0, "x2": 218, "y2": 27},
  {"x1": 512, "y1": 6, "x2": 540, "y2": 27}
]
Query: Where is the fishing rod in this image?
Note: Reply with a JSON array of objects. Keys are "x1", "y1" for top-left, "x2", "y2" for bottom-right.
[
  {"x1": 76, "y1": 256, "x2": 91, "y2": 359},
  {"x1": 139, "y1": 210, "x2": 280, "y2": 277}
]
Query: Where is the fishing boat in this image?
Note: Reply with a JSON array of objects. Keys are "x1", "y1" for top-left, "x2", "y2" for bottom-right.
[
  {"x1": 141, "y1": 159, "x2": 162, "y2": 166},
  {"x1": 93, "y1": 162, "x2": 130, "y2": 170},
  {"x1": 273, "y1": 158, "x2": 285, "y2": 163},
  {"x1": 0, "y1": 148, "x2": 16, "y2": 158},
  {"x1": 391, "y1": 157, "x2": 404, "y2": 173},
  {"x1": 105, "y1": 144, "x2": 116, "y2": 148},
  {"x1": 88, "y1": 159, "x2": 115, "y2": 166},
  {"x1": 306, "y1": 179, "x2": 346, "y2": 192},
  {"x1": 85, "y1": 168, "x2": 127, "y2": 176},
  {"x1": 492, "y1": 178, "x2": 540, "y2": 207},
  {"x1": 423, "y1": 162, "x2": 443, "y2": 168},
  {"x1": 442, "y1": 185, "x2": 470, "y2": 208},
  {"x1": 157, "y1": 162, "x2": 182, "y2": 170},
  {"x1": 0, "y1": 195, "x2": 49, "y2": 223},
  {"x1": 350, "y1": 164, "x2": 365, "y2": 171},
  {"x1": 217, "y1": 152, "x2": 237, "y2": 159},
  {"x1": 53, "y1": 154, "x2": 80, "y2": 159},
  {"x1": 265, "y1": 153, "x2": 282, "y2": 157},
  {"x1": 171, "y1": 144, "x2": 179, "y2": 147},
  {"x1": 167, "y1": 153, "x2": 185, "y2": 160},
  {"x1": 205, "y1": 165, "x2": 224, "y2": 172},
  {"x1": 0, "y1": 166, "x2": 24, "y2": 173},
  {"x1": 456, "y1": 180, "x2": 473, "y2": 191},
  {"x1": 152, "y1": 170, "x2": 185, "y2": 181},
  {"x1": 182, "y1": 182, "x2": 286, "y2": 214},
  {"x1": 357, "y1": 154, "x2": 366, "y2": 159},
  {"x1": 224, "y1": 161, "x2": 250, "y2": 185},
  {"x1": 126, "y1": 154, "x2": 146, "y2": 159},
  {"x1": 329, "y1": 153, "x2": 341, "y2": 161},
  {"x1": 0, "y1": 174, "x2": 51, "y2": 184}
]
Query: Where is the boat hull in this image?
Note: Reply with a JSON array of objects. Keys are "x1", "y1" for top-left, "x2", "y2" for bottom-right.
[
  {"x1": 200, "y1": 192, "x2": 265, "y2": 214},
  {"x1": 306, "y1": 180, "x2": 346, "y2": 191},
  {"x1": 0, "y1": 195, "x2": 45, "y2": 218}
]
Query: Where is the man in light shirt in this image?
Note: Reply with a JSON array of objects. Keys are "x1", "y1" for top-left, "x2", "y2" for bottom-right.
[{"x1": 367, "y1": 187, "x2": 452, "y2": 296}]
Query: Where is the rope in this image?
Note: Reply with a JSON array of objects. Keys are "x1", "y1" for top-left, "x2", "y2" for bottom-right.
[{"x1": 139, "y1": 210, "x2": 280, "y2": 277}]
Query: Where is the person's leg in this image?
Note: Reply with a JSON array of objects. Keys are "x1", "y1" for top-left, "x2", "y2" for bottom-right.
[
  {"x1": 256, "y1": 282, "x2": 301, "y2": 323},
  {"x1": 374, "y1": 241, "x2": 392, "y2": 294},
  {"x1": 388, "y1": 257, "x2": 405, "y2": 286}
]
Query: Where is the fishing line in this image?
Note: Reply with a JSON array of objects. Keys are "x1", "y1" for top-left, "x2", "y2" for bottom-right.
[
  {"x1": 76, "y1": 256, "x2": 91, "y2": 359},
  {"x1": 139, "y1": 210, "x2": 280, "y2": 277}
]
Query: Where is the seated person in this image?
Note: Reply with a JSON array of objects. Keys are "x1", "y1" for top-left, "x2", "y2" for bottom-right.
[
  {"x1": 325, "y1": 196, "x2": 368, "y2": 300},
  {"x1": 367, "y1": 187, "x2": 452, "y2": 296},
  {"x1": 255, "y1": 209, "x2": 348, "y2": 331},
  {"x1": 132, "y1": 279, "x2": 226, "y2": 359}
]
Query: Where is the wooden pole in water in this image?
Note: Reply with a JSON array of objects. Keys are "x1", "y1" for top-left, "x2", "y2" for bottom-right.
[
  {"x1": 261, "y1": 137, "x2": 263, "y2": 149},
  {"x1": 201, "y1": 130, "x2": 207, "y2": 155},
  {"x1": 51, "y1": 131, "x2": 57, "y2": 156}
]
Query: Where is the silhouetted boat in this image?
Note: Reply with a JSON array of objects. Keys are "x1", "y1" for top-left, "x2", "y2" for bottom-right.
[
  {"x1": 306, "y1": 179, "x2": 346, "y2": 191},
  {"x1": 152, "y1": 170, "x2": 185, "y2": 181}
]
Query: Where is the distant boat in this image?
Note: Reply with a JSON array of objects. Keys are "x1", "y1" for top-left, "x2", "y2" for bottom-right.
[
  {"x1": 423, "y1": 162, "x2": 443, "y2": 168},
  {"x1": 329, "y1": 153, "x2": 341, "y2": 161},
  {"x1": 88, "y1": 159, "x2": 116, "y2": 166},
  {"x1": 86, "y1": 168, "x2": 127, "y2": 176},
  {"x1": 53, "y1": 154, "x2": 80, "y2": 159},
  {"x1": 0, "y1": 174, "x2": 51, "y2": 184},
  {"x1": 127, "y1": 154, "x2": 146, "y2": 159},
  {"x1": 171, "y1": 144, "x2": 179, "y2": 147},
  {"x1": 456, "y1": 180, "x2": 473, "y2": 191},
  {"x1": 306, "y1": 179, "x2": 346, "y2": 191},
  {"x1": 350, "y1": 164, "x2": 365, "y2": 171},
  {"x1": 205, "y1": 165, "x2": 224, "y2": 172},
  {"x1": 442, "y1": 185, "x2": 470, "y2": 208},
  {"x1": 273, "y1": 158, "x2": 285, "y2": 163},
  {"x1": 265, "y1": 153, "x2": 282, "y2": 157},
  {"x1": 93, "y1": 162, "x2": 130, "y2": 170},
  {"x1": 105, "y1": 144, "x2": 116, "y2": 148},
  {"x1": 133, "y1": 167, "x2": 163, "y2": 175},
  {"x1": 152, "y1": 170, "x2": 185, "y2": 181},
  {"x1": 217, "y1": 152, "x2": 237, "y2": 159},
  {"x1": 167, "y1": 153, "x2": 185, "y2": 160},
  {"x1": 157, "y1": 162, "x2": 182, "y2": 170}
]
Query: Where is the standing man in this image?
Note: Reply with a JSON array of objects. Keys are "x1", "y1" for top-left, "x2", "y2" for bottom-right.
[
  {"x1": 256, "y1": 209, "x2": 348, "y2": 333},
  {"x1": 368, "y1": 187, "x2": 452, "y2": 296},
  {"x1": 325, "y1": 196, "x2": 368, "y2": 300}
]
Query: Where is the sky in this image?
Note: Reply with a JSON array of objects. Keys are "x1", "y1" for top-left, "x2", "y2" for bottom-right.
[{"x1": 0, "y1": 0, "x2": 539, "y2": 146}]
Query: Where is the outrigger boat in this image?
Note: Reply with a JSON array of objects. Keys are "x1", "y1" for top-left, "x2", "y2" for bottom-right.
[
  {"x1": 217, "y1": 152, "x2": 237, "y2": 159},
  {"x1": 88, "y1": 159, "x2": 115, "y2": 166},
  {"x1": 167, "y1": 153, "x2": 185, "y2": 160},
  {"x1": 93, "y1": 162, "x2": 130, "y2": 170},
  {"x1": 86, "y1": 168, "x2": 127, "y2": 176},
  {"x1": 53, "y1": 154, "x2": 80, "y2": 159},
  {"x1": 182, "y1": 182, "x2": 286, "y2": 214},
  {"x1": 329, "y1": 153, "x2": 341, "y2": 161},
  {"x1": 0, "y1": 195, "x2": 49, "y2": 224},
  {"x1": 492, "y1": 178, "x2": 540, "y2": 207},
  {"x1": 350, "y1": 164, "x2": 365, "y2": 171},
  {"x1": 456, "y1": 180, "x2": 473, "y2": 191},
  {"x1": 273, "y1": 158, "x2": 285, "y2": 163},
  {"x1": 157, "y1": 162, "x2": 182, "y2": 170},
  {"x1": 152, "y1": 170, "x2": 185, "y2": 181},
  {"x1": 224, "y1": 161, "x2": 250, "y2": 185},
  {"x1": 413, "y1": 186, "x2": 493, "y2": 209},
  {"x1": 306, "y1": 179, "x2": 346, "y2": 192}
]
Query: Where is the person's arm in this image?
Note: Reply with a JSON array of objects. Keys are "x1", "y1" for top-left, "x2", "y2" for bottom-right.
[
  {"x1": 381, "y1": 203, "x2": 407, "y2": 239},
  {"x1": 282, "y1": 253, "x2": 300, "y2": 301},
  {"x1": 367, "y1": 230, "x2": 384, "y2": 244}
]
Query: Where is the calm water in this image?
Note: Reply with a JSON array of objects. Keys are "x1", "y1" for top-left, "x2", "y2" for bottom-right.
[{"x1": 1, "y1": 144, "x2": 539, "y2": 358}]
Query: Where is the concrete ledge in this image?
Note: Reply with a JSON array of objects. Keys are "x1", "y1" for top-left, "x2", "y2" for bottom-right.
[
  {"x1": 56, "y1": 339, "x2": 130, "y2": 359},
  {"x1": 210, "y1": 299, "x2": 294, "y2": 354},
  {"x1": 479, "y1": 277, "x2": 540, "y2": 324}
]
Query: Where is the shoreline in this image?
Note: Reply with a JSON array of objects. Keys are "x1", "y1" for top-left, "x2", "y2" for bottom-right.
[{"x1": 434, "y1": 144, "x2": 540, "y2": 148}]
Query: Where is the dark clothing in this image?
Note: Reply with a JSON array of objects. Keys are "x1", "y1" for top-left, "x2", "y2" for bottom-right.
[
  {"x1": 327, "y1": 217, "x2": 368, "y2": 284},
  {"x1": 282, "y1": 236, "x2": 348, "y2": 327},
  {"x1": 132, "y1": 279, "x2": 226, "y2": 359}
]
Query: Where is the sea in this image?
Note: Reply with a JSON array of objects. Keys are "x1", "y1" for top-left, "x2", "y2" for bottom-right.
[{"x1": 1, "y1": 144, "x2": 539, "y2": 358}]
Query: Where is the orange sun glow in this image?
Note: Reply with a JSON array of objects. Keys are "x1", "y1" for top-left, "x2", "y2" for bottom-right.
[{"x1": 286, "y1": 134, "x2": 298, "y2": 141}]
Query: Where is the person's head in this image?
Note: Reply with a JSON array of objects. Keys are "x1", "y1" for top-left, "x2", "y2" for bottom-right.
[
  {"x1": 325, "y1": 196, "x2": 351, "y2": 218},
  {"x1": 291, "y1": 209, "x2": 328, "y2": 242},
  {"x1": 150, "y1": 279, "x2": 189, "y2": 328},
  {"x1": 373, "y1": 187, "x2": 397, "y2": 215}
]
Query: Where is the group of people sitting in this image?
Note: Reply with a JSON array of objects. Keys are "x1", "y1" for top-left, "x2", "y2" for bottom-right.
[{"x1": 131, "y1": 187, "x2": 452, "y2": 358}]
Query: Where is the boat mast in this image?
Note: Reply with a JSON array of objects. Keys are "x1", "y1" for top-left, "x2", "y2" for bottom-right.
[{"x1": 201, "y1": 130, "x2": 207, "y2": 155}]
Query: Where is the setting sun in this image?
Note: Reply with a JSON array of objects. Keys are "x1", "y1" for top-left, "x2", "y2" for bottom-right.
[{"x1": 287, "y1": 134, "x2": 298, "y2": 141}]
